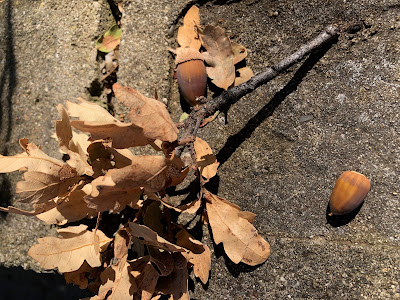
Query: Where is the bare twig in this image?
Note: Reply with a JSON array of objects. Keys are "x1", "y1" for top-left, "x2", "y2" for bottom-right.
[{"x1": 175, "y1": 25, "x2": 339, "y2": 156}]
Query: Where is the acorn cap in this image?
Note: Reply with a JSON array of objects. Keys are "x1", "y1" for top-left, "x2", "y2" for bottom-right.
[{"x1": 175, "y1": 47, "x2": 204, "y2": 65}]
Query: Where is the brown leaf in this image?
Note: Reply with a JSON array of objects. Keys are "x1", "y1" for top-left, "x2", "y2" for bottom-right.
[
  {"x1": 64, "y1": 261, "x2": 93, "y2": 289},
  {"x1": 56, "y1": 104, "x2": 93, "y2": 175},
  {"x1": 84, "y1": 185, "x2": 142, "y2": 213},
  {"x1": 0, "y1": 142, "x2": 82, "y2": 209},
  {"x1": 155, "y1": 267, "x2": 189, "y2": 300},
  {"x1": 36, "y1": 184, "x2": 97, "y2": 225},
  {"x1": 231, "y1": 42, "x2": 248, "y2": 65},
  {"x1": 114, "y1": 228, "x2": 131, "y2": 261},
  {"x1": 199, "y1": 25, "x2": 235, "y2": 90},
  {"x1": 113, "y1": 84, "x2": 178, "y2": 143},
  {"x1": 206, "y1": 193, "x2": 270, "y2": 266},
  {"x1": 66, "y1": 99, "x2": 149, "y2": 148},
  {"x1": 234, "y1": 67, "x2": 254, "y2": 86},
  {"x1": 149, "y1": 247, "x2": 174, "y2": 276},
  {"x1": 28, "y1": 225, "x2": 112, "y2": 272},
  {"x1": 129, "y1": 223, "x2": 186, "y2": 253},
  {"x1": 95, "y1": 260, "x2": 137, "y2": 300},
  {"x1": 90, "y1": 155, "x2": 179, "y2": 195},
  {"x1": 193, "y1": 137, "x2": 219, "y2": 181},
  {"x1": 131, "y1": 256, "x2": 159, "y2": 300},
  {"x1": 176, "y1": 229, "x2": 211, "y2": 284},
  {"x1": 177, "y1": 5, "x2": 201, "y2": 50}
]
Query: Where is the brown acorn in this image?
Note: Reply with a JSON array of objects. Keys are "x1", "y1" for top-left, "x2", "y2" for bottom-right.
[
  {"x1": 329, "y1": 171, "x2": 370, "y2": 216},
  {"x1": 175, "y1": 48, "x2": 207, "y2": 106}
]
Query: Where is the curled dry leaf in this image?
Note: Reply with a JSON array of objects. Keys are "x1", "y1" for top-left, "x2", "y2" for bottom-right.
[
  {"x1": 155, "y1": 267, "x2": 189, "y2": 300},
  {"x1": 177, "y1": 5, "x2": 201, "y2": 50},
  {"x1": 193, "y1": 137, "x2": 219, "y2": 181},
  {"x1": 36, "y1": 184, "x2": 97, "y2": 225},
  {"x1": 0, "y1": 142, "x2": 82, "y2": 210},
  {"x1": 94, "y1": 260, "x2": 137, "y2": 300},
  {"x1": 28, "y1": 225, "x2": 112, "y2": 273},
  {"x1": 64, "y1": 261, "x2": 93, "y2": 290},
  {"x1": 205, "y1": 193, "x2": 270, "y2": 266},
  {"x1": 130, "y1": 256, "x2": 159, "y2": 300},
  {"x1": 114, "y1": 228, "x2": 132, "y2": 261},
  {"x1": 129, "y1": 223, "x2": 186, "y2": 253},
  {"x1": 113, "y1": 83, "x2": 178, "y2": 143},
  {"x1": 176, "y1": 229, "x2": 211, "y2": 284},
  {"x1": 56, "y1": 104, "x2": 93, "y2": 176},
  {"x1": 199, "y1": 25, "x2": 235, "y2": 90},
  {"x1": 234, "y1": 67, "x2": 254, "y2": 86},
  {"x1": 66, "y1": 99, "x2": 149, "y2": 148}
]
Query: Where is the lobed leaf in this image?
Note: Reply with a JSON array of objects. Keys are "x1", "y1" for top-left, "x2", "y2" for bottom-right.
[
  {"x1": 234, "y1": 67, "x2": 254, "y2": 86},
  {"x1": 66, "y1": 99, "x2": 149, "y2": 148},
  {"x1": 113, "y1": 84, "x2": 178, "y2": 143},
  {"x1": 193, "y1": 137, "x2": 219, "y2": 181},
  {"x1": 177, "y1": 5, "x2": 201, "y2": 50},
  {"x1": 206, "y1": 193, "x2": 270, "y2": 266},
  {"x1": 199, "y1": 25, "x2": 235, "y2": 90},
  {"x1": 28, "y1": 225, "x2": 112, "y2": 273}
]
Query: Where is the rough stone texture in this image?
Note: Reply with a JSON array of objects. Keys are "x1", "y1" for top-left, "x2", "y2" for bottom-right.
[
  {"x1": 0, "y1": 0, "x2": 113, "y2": 271},
  {"x1": 1, "y1": 0, "x2": 400, "y2": 299}
]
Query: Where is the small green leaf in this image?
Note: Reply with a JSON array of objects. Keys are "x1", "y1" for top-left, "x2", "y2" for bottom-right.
[
  {"x1": 96, "y1": 25, "x2": 122, "y2": 53},
  {"x1": 179, "y1": 112, "x2": 189, "y2": 122}
]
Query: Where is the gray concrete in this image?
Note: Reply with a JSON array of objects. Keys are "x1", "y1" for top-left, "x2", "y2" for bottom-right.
[{"x1": 1, "y1": 0, "x2": 399, "y2": 299}]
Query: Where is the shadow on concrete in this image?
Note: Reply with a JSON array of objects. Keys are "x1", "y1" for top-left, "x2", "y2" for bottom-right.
[
  {"x1": 0, "y1": 266, "x2": 93, "y2": 300},
  {"x1": 216, "y1": 42, "x2": 336, "y2": 166},
  {"x1": 326, "y1": 201, "x2": 364, "y2": 227},
  {"x1": 0, "y1": 0, "x2": 17, "y2": 218}
]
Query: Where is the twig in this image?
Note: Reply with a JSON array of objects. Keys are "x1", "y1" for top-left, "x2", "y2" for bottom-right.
[{"x1": 175, "y1": 25, "x2": 339, "y2": 156}]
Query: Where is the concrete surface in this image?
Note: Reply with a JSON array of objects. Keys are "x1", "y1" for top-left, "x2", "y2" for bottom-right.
[{"x1": 1, "y1": 0, "x2": 399, "y2": 299}]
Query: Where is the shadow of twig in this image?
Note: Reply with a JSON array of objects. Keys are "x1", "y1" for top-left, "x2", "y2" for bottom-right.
[{"x1": 217, "y1": 43, "x2": 336, "y2": 166}]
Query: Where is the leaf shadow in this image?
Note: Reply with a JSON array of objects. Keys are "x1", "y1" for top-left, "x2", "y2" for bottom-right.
[
  {"x1": 216, "y1": 41, "x2": 337, "y2": 166},
  {"x1": 0, "y1": 266, "x2": 93, "y2": 300}
]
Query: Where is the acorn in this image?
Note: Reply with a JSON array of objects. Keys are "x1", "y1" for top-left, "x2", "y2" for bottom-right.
[
  {"x1": 175, "y1": 47, "x2": 207, "y2": 106},
  {"x1": 329, "y1": 171, "x2": 370, "y2": 216}
]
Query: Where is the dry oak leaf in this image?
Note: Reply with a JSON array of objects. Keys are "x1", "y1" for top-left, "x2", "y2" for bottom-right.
[
  {"x1": 206, "y1": 193, "x2": 270, "y2": 266},
  {"x1": 64, "y1": 261, "x2": 93, "y2": 290},
  {"x1": 176, "y1": 229, "x2": 211, "y2": 284},
  {"x1": 231, "y1": 41, "x2": 248, "y2": 65},
  {"x1": 113, "y1": 83, "x2": 178, "y2": 143},
  {"x1": 36, "y1": 184, "x2": 97, "y2": 225},
  {"x1": 234, "y1": 66, "x2": 254, "y2": 86},
  {"x1": 84, "y1": 185, "x2": 142, "y2": 214},
  {"x1": 114, "y1": 228, "x2": 132, "y2": 261},
  {"x1": 0, "y1": 142, "x2": 81, "y2": 209},
  {"x1": 193, "y1": 137, "x2": 219, "y2": 181},
  {"x1": 199, "y1": 25, "x2": 235, "y2": 90},
  {"x1": 177, "y1": 5, "x2": 201, "y2": 50},
  {"x1": 93, "y1": 260, "x2": 137, "y2": 300},
  {"x1": 90, "y1": 155, "x2": 187, "y2": 195},
  {"x1": 66, "y1": 99, "x2": 149, "y2": 148},
  {"x1": 56, "y1": 104, "x2": 93, "y2": 176},
  {"x1": 130, "y1": 257, "x2": 159, "y2": 300},
  {"x1": 28, "y1": 225, "x2": 112, "y2": 273},
  {"x1": 155, "y1": 267, "x2": 189, "y2": 300},
  {"x1": 129, "y1": 222, "x2": 186, "y2": 253}
]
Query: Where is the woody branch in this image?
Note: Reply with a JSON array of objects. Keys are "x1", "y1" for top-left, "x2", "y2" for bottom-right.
[{"x1": 176, "y1": 25, "x2": 339, "y2": 156}]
